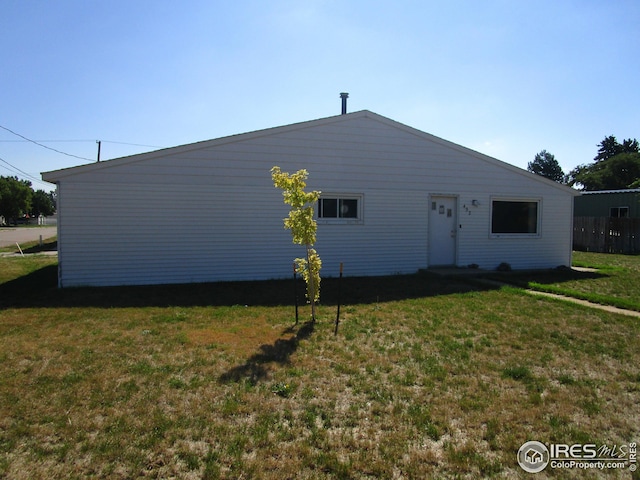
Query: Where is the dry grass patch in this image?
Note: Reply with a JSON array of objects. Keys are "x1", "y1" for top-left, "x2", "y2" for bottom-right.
[
  {"x1": 1, "y1": 256, "x2": 639, "y2": 478},
  {"x1": 187, "y1": 314, "x2": 291, "y2": 357}
]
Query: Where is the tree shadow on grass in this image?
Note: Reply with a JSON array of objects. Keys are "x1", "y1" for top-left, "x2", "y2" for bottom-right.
[{"x1": 218, "y1": 320, "x2": 315, "y2": 385}]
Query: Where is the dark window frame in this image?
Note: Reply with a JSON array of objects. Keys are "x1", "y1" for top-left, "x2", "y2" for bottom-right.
[
  {"x1": 490, "y1": 198, "x2": 541, "y2": 237},
  {"x1": 317, "y1": 194, "x2": 363, "y2": 224},
  {"x1": 610, "y1": 206, "x2": 629, "y2": 218}
]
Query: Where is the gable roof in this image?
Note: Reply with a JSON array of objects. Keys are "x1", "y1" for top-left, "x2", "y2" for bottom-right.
[{"x1": 42, "y1": 110, "x2": 578, "y2": 196}]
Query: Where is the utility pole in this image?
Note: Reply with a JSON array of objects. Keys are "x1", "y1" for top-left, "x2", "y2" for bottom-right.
[{"x1": 96, "y1": 140, "x2": 101, "y2": 162}]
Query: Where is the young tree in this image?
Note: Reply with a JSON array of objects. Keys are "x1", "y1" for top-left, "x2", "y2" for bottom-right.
[
  {"x1": 527, "y1": 150, "x2": 565, "y2": 183},
  {"x1": 271, "y1": 166, "x2": 321, "y2": 321}
]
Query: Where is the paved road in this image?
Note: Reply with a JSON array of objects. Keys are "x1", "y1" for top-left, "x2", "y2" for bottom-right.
[{"x1": 0, "y1": 227, "x2": 57, "y2": 248}]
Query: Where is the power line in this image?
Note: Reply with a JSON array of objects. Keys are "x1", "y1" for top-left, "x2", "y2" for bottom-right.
[
  {"x1": 0, "y1": 160, "x2": 25, "y2": 177},
  {"x1": 0, "y1": 125, "x2": 165, "y2": 192},
  {"x1": 0, "y1": 156, "x2": 52, "y2": 189},
  {"x1": 0, "y1": 125, "x2": 93, "y2": 162},
  {"x1": 0, "y1": 155, "x2": 40, "y2": 180},
  {"x1": 0, "y1": 139, "x2": 163, "y2": 149},
  {"x1": 0, "y1": 139, "x2": 95, "y2": 143},
  {"x1": 101, "y1": 140, "x2": 163, "y2": 149}
]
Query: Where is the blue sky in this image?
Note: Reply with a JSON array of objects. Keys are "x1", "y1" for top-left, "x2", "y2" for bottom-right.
[{"x1": 2, "y1": 0, "x2": 639, "y2": 192}]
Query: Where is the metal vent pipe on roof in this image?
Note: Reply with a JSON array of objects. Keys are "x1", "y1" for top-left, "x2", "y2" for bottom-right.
[{"x1": 340, "y1": 92, "x2": 349, "y2": 114}]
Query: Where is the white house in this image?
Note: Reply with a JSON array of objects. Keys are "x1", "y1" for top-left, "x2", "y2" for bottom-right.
[{"x1": 42, "y1": 110, "x2": 578, "y2": 288}]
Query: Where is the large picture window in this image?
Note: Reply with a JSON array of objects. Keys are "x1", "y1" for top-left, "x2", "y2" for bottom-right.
[
  {"x1": 317, "y1": 195, "x2": 362, "y2": 223},
  {"x1": 491, "y1": 199, "x2": 539, "y2": 235}
]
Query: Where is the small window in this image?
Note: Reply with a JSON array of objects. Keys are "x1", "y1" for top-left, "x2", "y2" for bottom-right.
[
  {"x1": 610, "y1": 206, "x2": 629, "y2": 218},
  {"x1": 319, "y1": 198, "x2": 338, "y2": 218},
  {"x1": 317, "y1": 195, "x2": 362, "y2": 222},
  {"x1": 491, "y1": 199, "x2": 539, "y2": 236}
]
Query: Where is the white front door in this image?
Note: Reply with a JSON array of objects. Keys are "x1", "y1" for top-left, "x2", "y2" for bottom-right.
[{"x1": 429, "y1": 196, "x2": 457, "y2": 266}]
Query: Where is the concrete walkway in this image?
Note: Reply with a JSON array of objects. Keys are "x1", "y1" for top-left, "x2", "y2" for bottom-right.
[{"x1": 522, "y1": 290, "x2": 640, "y2": 318}]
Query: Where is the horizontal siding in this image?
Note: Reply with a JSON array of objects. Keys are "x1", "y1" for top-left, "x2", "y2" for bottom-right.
[
  {"x1": 55, "y1": 113, "x2": 574, "y2": 287},
  {"x1": 58, "y1": 182, "x2": 295, "y2": 286},
  {"x1": 456, "y1": 191, "x2": 573, "y2": 270},
  {"x1": 316, "y1": 190, "x2": 428, "y2": 277},
  {"x1": 58, "y1": 181, "x2": 429, "y2": 286},
  {"x1": 69, "y1": 118, "x2": 531, "y2": 192}
]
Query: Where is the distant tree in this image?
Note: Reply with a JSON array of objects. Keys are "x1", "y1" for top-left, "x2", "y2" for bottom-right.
[
  {"x1": 527, "y1": 150, "x2": 565, "y2": 183},
  {"x1": 594, "y1": 135, "x2": 623, "y2": 162},
  {"x1": 31, "y1": 189, "x2": 56, "y2": 217},
  {"x1": 568, "y1": 136, "x2": 640, "y2": 190},
  {"x1": 622, "y1": 138, "x2": 640, "y2": 155},
  {"x1": 0, "y1": 176, "x2": 32, "y2": 223},
  {"x1": 570, "y1": 152, "x2": 640, "y2": 190}
]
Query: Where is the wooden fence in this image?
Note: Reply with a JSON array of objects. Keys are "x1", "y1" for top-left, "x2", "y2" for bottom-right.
[{"x1": 573, "y1": 217, "x2": 640, "y2": 254}]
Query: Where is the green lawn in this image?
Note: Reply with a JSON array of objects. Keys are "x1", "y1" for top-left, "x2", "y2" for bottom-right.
[
  {"x1": 487, "y1": 251, "x2": 640, "y2": 311},
  {"x1": 1, "y1": 254, "x2": 639, "y2": 479}
]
